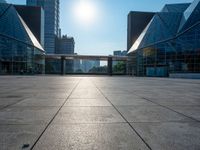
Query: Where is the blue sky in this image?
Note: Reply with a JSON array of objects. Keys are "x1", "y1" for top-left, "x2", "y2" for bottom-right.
[{"x1": 7, "y1": 0, "x2": 192, "y2": 55}]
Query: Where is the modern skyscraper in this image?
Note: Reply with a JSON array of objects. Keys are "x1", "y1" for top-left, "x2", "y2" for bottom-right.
[
  {"x1": 127, "y1": 11, "x2": 155, "y2": 51},
  {"x1": 26, "y1": 0, "x2": 60, "y2": 54}
]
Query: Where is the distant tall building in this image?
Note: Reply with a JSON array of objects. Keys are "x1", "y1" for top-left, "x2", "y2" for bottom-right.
[
  {"x1": 56, "y1": 35, "x2": 75, "y2": 54},
  {"x1": 55, "y1": 35, "x2": 75, "y2": 73},
  {"x1": 73, "y1": 53, "x2": 81, "y2": 73},
  {"x1": 113, "y1": 50, "x2": 127, "y2": 56},
  {"x1": 127, "y1": 11, "x2": 154, "y2": 51},
  {"x1": 26, "y1": 0, "x2": 60, "y2": 54},
  {"x1": 113, "y1": 50, "x2": 127, "y2": 66},
  {"x1": 14, "y1": 5, "x2": 44, "y2": 46},
  {"x1": 81, "y1": 60, "x2": 100, "y2": 73}
]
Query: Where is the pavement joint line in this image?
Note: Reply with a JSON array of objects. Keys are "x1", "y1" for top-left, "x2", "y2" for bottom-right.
[
  {"x1": 3, "y1": 106, "x2": 62, "y2": 108},
  {"x1": 133, "y1": 93, "x2": 200, "y2": 123},
  {"x1": 133, "y1": 78, "x2": 200, "y2": 85},
  {"x1": 63, "y1": 106, "x2": 113, "y2": 107},
  {"x1": 0, "y1": 121, "x2": 198, "y2": 126},
  {"x1": 47, "y1": 122, "x2": 130, "y2": 125},
  {"x1": 129, "y1": 121, "x2": 200, "y2": 123},
  {"x1": 30, "y1": 79, "x2": 82, "y2": 150},
  {"x1": 0, "y1": 123, "x2": 51, "y2": 126},
  {"x1": 91, "y1": 79, "x2": 152, "y2": 150},
  {"x1": 0, "y1": 97, "x2": 32, "y2": 111}
]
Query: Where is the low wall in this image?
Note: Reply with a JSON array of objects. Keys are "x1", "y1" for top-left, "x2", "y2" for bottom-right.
[{"x1": 170, "y1": 73, "x2": 200, "y2": 79}]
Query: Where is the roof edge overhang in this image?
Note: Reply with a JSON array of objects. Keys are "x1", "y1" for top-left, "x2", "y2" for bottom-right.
[
  {"x1": 128, "y1": 20, "x2": 200, "y2": 55},
  {"x1": 17, "y1": 13, "x2": 44, "y2": 51}
]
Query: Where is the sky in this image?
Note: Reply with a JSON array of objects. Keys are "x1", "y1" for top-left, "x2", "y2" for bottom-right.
[{"x1": 7, "y1": 0, "x2": 193, "y2": 55}]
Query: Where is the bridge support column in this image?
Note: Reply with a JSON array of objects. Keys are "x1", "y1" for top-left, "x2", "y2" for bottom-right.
[
  {"x1": 108, "y1": 57, "x2": 113, "y2": 76},
  {"x1": 61, "y1": 56, "x2": 65, "y2": 75}
]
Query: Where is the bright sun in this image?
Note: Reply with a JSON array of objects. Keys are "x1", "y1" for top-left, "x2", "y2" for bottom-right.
[{"x1": 73, "y1": 0, "x2": 97, "y2": 26}]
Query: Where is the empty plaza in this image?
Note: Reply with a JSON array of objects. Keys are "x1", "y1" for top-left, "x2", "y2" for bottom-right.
[{"x1": 0, "y1": 76, "x2": 200, "y2": 150}]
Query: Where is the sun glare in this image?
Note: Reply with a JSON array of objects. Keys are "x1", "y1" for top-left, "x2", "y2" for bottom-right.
[{"x1": 73, "y1": 0, "x2": 97, "y2": 26}]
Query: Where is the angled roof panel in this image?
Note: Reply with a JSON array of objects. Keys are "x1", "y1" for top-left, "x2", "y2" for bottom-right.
[
  {"x1": 0, "y1": 2, "x2": 9, "y2": 16},
  {"x1": 129, "y1": 13, "x2": 177, "y2": 53},
  {"x1": 138, "y1": 14, "x2": 172, "y2": 48},
  {"x1": 178, "y1": 0, "x2": 200, "y2": 32},
  {"x1": 128, "y1": 9, "x2": 184, "y2": 54},
  {"x1": 158, "y1": 12, "x2": 182, "y2": 35},
  {"x1": 162, "y1": 3, "x2": 190, "y2": 13},
  {"x1": 128, "y1": 18, "x2": 153, "y2": 53},
  {"x1": 18, "y1": 14, "x2": 44, "y2": 51},
  {"x1": 0, "y1": 3, "x2": 44, "y2": 51},
  {"x1": 161, "y1": 5, "x2": 169, "y2": 12},
  {"x1": 0, "y1": 4, "x2": 32, "y2": 45},
  {"x1": 133, "y1": 13, "x2": 177, "y2": 50},
  {"x1": 128, "y1": 1, "x2": 200, "y2": 54}
]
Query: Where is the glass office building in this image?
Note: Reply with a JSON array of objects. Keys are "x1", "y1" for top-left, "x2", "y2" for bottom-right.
[
  {"x1": 27, "y1": 0, "x2": 60, "y2": 54},
  {"x1": 128, "y1": 0, "x2": 200, "y2": 77},
  {"x1": 0, "y1": 3, "x2": 45, "y2": 75}
]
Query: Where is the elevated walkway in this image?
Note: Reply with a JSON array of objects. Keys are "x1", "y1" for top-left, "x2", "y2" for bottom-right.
[{"x1": 45, "y1": 54, "x2": 128, "y2": 76}]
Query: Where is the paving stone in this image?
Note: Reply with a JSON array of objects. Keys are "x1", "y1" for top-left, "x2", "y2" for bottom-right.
[
  {"x1": 34, "y1": 92, "x2": 70, "y2": 99},
  {"x1": 0, "y1": 98, "x2": 23, "y2": 108},
  {"x1": 14, "y1": 98, "x2": 66, "y2": 107},
  {"x1": 70, "y1": 89, "x2": 104, "y2": 99},
  {"x1": 169, "y1": 106, "x2": 200, "y2": 120},
  {"x1": 0, "y1": 124, "x2": 45, "y2": 150},
  {"x1": 0, "y1": 76, "x2": 200, "y2": 150},
  {"x1": 33, "y1": 123, "x2": 149, "y2": 150},
  {"x1": 53, "y1": 106, "x2": 125, "y2": 124},
  {"x1": 64, "y1": 98, "x2": 111, "y2": 106},
  {"x1": 0, "y1": 106, "x2": 59, "y2": 125},
  {"x1": 131, "y1": 122, "x2": 200, "y2": 150},
  {"x1": 117, "y1": 106, "x2": 193, "y2": 122},
  {"x1": 149, "y1": 97, "x2": 200, "y2": 106},
  {"x1": 105, "y1": 94, "x2": 156, "y2": 106}
]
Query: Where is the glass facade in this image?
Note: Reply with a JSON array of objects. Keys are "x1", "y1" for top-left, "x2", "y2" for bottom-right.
[
  {"x1": 128, "y1": 1, "x2": 200, "y2": 77},
  {"x1": 0, "y1": 3, "x2": 45, "y2": 75},
  {"x1": 27, "y1": 0, "x2": 60, "y2": 54}
]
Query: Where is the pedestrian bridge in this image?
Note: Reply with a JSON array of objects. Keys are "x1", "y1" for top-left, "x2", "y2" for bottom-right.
[{"x1": 45, "y1": 54, "x2": 128, "y2": 75}]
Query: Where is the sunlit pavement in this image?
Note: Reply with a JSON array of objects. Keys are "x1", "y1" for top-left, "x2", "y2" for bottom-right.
[{"x1": 0, "y1": 76, "x2": 200, "y2": 150}]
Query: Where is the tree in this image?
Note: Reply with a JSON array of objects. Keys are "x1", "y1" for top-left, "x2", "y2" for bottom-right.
[{"x1": 113, "y1": 61, "x2": 126, "y2": 73}]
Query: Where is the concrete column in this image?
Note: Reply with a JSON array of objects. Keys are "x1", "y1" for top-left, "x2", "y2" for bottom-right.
[
  {"x1": 0, "y1": 61, "x2": 1, "y2": 74},
  {"x1": 125, "y1": 61, "x2": 128, "y2": 75},
  {"x1": 61, "y1": 56, "x2": 65, "y2": 75},
  {"x1": 107, "y1": 57, "x2": 113, "y2": 76}
]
